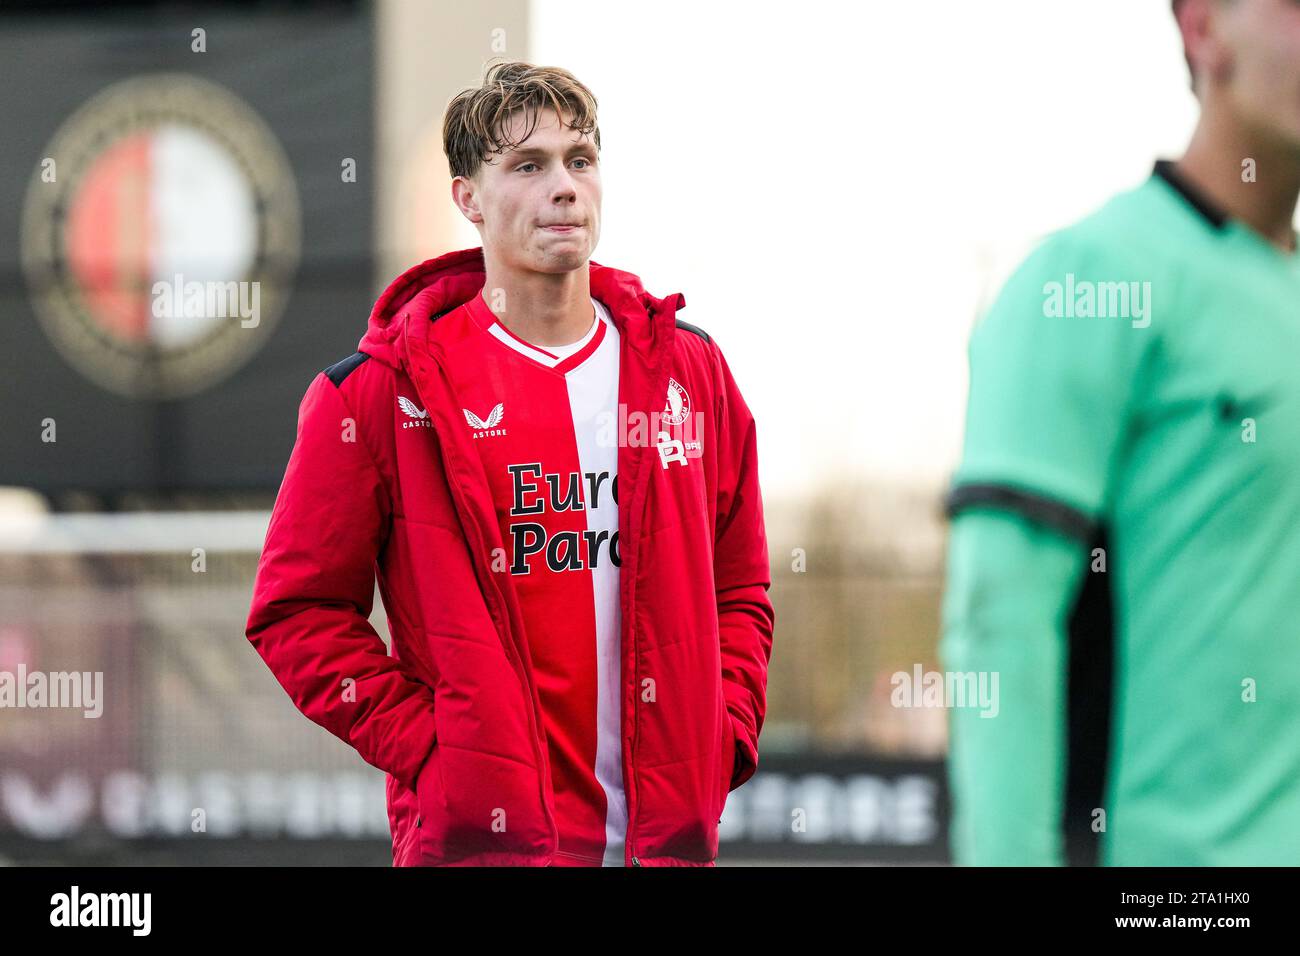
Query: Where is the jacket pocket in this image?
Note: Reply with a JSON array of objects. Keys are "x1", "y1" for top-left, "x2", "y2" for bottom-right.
[
  {"x1": 419, "y1": 742, "x2": 555, "y2": 864},
  {"x1": 414, "y1": 742, "x2": 450, "y2": 862},
  {"x1": 716, "y1": 694, "x2": 737, "y2": 822}
]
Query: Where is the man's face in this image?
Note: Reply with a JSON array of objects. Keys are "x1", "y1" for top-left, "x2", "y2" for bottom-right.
[
  {"x1": 457, "y1": 106, "x2": 601, "y2": 275},
  {"x1": 1211, "y1": 0, "x2": 1300, "y2": 150}
]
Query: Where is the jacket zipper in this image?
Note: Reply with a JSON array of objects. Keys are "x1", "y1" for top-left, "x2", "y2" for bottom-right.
[
  {"x1": 445, "y1": 412, "x2": 560, "y2": 857},
  {"x1": 623, "y1": 300, "x2": 674, "y2": 870},
  {"x1": 411, "y1": 332, "x2": 560, "y2": 860}
]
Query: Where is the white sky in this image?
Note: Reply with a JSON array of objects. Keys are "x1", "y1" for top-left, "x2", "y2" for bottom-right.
[{"x1": 531, "y1": 1, "x2": 1199, "y2": 500}]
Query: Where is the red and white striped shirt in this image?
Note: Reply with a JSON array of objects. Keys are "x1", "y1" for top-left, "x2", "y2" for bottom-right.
[{"x1": 449, "y1": 290, "x2": 626, "y2": 866}]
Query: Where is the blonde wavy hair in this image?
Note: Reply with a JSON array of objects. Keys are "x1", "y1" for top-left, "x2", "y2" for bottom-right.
[{"x1": 443, "y1": 60, "x2": 601, "y2": 180}]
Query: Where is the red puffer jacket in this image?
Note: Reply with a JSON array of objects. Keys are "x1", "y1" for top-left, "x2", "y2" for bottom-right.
[{"x1": 245, "y1": 247, "x2": 774, "y2": 866}]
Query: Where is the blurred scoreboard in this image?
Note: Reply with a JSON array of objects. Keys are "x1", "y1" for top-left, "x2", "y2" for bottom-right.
[{"x1": 0, "y1": 752, "x2": 953, "y2": 865}]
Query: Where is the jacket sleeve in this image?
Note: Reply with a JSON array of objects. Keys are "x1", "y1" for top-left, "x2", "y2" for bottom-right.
[
  {"x1": 245, "y1": 371, "x2": 438, "y2": 792},
  {"x1": 710, "y1": 340, "x2": 776, "y2": 791}
]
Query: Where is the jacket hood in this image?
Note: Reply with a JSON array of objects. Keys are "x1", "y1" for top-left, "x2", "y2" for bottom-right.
[{"x1": 357, "y1": 246, "x2": 685, "y2": 372}]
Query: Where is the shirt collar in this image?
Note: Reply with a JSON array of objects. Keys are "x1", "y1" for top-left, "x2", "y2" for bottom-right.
[{"x1": 1152, "y1": 159, "x2": 1230, "y2": 231}]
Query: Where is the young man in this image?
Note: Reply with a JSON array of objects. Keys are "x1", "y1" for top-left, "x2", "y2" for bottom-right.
[
  {"x1": 942, "y1": 0, "x2": 1300, "y2": 865},
  {"x1": 245, "y1": 62, "x2": 774, "y2": 867}
]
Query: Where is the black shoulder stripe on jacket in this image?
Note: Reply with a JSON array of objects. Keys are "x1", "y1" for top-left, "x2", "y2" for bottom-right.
[
  {"x1": 324, "y1": 351, "x2": 370, "y2": 387},
  {"x1": 945, "y1": 482, "x2": 1096, "y2": 543},
  {"x1": 675, "y1": 318, "x2": 711, "y2": 343}
]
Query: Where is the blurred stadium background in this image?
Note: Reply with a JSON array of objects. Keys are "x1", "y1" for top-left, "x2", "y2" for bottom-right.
[{"x1": 0, "y1": 0, "x2": 1197, "y2": 865}]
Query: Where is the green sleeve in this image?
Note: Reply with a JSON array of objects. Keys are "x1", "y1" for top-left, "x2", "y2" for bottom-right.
[
  {"x1": 939, "y1": 509, "x2": 1087, "y2": 866},
  {"x1": 955, "y1": 228, "x2": 1158, "y2": 516}
]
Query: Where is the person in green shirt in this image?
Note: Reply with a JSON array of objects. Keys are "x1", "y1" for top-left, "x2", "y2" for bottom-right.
[{"x1": 942, "y1": 0, "x2": 1300, "y2": 865}]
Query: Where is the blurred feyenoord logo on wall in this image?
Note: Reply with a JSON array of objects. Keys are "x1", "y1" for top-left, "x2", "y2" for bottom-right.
[{"x1": 20, "y1": 73, "x2": 301, "y2": 400}]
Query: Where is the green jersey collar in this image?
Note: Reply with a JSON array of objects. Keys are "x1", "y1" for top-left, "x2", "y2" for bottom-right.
[{"x1": 1152, "y1": 159, "x2": 1229, "y2": 231}]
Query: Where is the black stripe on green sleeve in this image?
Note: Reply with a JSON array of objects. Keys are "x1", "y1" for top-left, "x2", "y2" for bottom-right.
[{"x1": 945, "y1": 483, "x2": 1097, "y2": 544}]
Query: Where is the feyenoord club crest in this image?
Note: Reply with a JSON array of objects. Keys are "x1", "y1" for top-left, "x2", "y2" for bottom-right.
[
  {"x1": 21, "y1": 73, "x2": 301, "y2": 399},
  {"x1": 663, "y1": 377, "x2": 691, "y2": 426}
]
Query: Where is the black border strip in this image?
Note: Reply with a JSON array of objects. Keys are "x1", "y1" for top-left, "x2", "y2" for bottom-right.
[
  {"x1": 323, "y1": 350, "x2": 369, "y2": 387},
  {"x1": 675, "y1": 318, "x2": 711, "y2": 343},
  {"x1": 1152, "y1": 159, "x2": 1229, "y2": 231},
  {"x1": 945, "y1": 483, "x2": 1097, "y2": 543}
]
